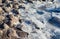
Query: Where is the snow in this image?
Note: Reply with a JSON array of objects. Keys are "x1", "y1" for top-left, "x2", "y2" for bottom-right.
[{"x1": 18, "y1": 0, "x2": 60, "y2": 39}]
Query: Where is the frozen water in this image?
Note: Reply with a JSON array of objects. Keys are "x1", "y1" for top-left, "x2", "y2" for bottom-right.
[{"x1": 18, "y1": 0, "x2": 60, "y2": 39}]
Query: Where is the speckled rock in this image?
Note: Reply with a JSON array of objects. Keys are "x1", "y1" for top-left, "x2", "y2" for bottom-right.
[
  {"x1": 4, "y1": 7, "x2": 12, "y2": 13},
  {"x1": 0, "y1": 15, "x2": 5, "y2": 24},
  {"x1": 0, "y1": 7, "x2": 3, "y2": 14},
  {"x1": 10, "y1": 14, "x2": 20, "y2": 27},
  {"x1": 4, "y1": 23, "x2": 9, "y2": 30}
]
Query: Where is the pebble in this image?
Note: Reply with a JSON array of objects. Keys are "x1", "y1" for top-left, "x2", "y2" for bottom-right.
[
  {"x1": 10, "y1": 14, "x2": 20, "y2": 27},
  {"x1": 5, "y1": 7, "x2": 11, "y2": 13},
  {"x1": 0, "y1": 7, "x2": 3, "y2": 14},
  {"x1": 16, "y1": 30, "x2": 28, "y2": 38},
  {"x1": 0, "y1": 30, "x2": 3, "y2": 36},
  {"x1": 0, "y1": 15, "x2": 5, "y2": 23},
  {"x1": 7, "y1": 28, "x2": 18, "y2": 37},
  {"x1": 4, "y1": 23, "x2": 9, "y2": 30}
]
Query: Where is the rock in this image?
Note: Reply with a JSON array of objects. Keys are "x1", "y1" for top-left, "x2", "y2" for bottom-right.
[
  {"x1": 16, "y1": 30, "x2": 28, "y2": 39},
  {"x1": 0, "y1": 0, "x2": 60, "y2": 39},
  {"x1": 7, "y1": 28, "x2": 18, "y2": 37},
  {"x1": 10, "y1": 14, "x2": 20, "y2": 27},
  {"x1": 6, "y1": 0, "x2": 12, "y2": 3},
  {"x1": 3, "y1": 15, "x2": 11, "y2": 26},
  {"x1": 1, "y1": 30, "x2": 8, "y2": 39},
  {"x1": 2, "y1": 28, "x2": 18, "y2": 39},
  {"x1": 10, "y1": 4, "x2": 13, "y2": 8},
  {"x1": 0, "y1": 23, "x2": 4, "y2": 30},
  {"x1": 13, "y1": 0, "x2": 18, "y2": 2},
  {"x1": 5, "y1": 7, "x2": 11, "y2": 13},
  {"x1": 11, "y1": 9, "x2": 19, "y2": 15},
  {"x1": 15, "y1": 24, "x2": 22, "y2": 31},
  {"x1": 0, "y1": 15, "x2": 5, "y2": 23},
  {"x1": 0, "y1": 3, "x2": 3, "y2": 7},
  {"x1": 13, "y1": 4, "x2": 19, "y2": 9},
  {"x1": 0, "y1": 7, "x2": 3, "y2": 14},
  {"x1": 13, "y1": 2, "x2": 19, "y2": 9},
  {"x1": 0, "y1": 30, "x2": 3, "y2": 36},
  {"x1": 6, "y1": 3, "x2": 11, "y2": 7},
  {"x1": 0, "y1": 0, "x2": 2, "y2": 3},
  {"x1": 4, "y1": 23, "x2": 9, "y2": 30},
  {"x1": 2, "y1": 0, "x2": 6, "y2": 3},
  {"x1": 18, "y1": 5, "x2": 25, "y2": 9},
  {"x1": 21, "y1": 24, "x2": 32, "y2": 33}
]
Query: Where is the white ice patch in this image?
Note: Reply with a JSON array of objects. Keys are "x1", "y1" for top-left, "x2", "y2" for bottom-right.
[{"x1": 19, "y1": 1, "x2": 60, "y2": 39}]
